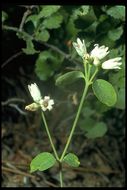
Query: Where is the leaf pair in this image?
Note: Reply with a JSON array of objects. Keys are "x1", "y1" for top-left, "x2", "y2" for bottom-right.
[{"x1": 30, "y1": 152, "x2": 80, "y2": 173}]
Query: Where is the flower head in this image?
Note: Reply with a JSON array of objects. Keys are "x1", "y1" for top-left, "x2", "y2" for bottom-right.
[
  {"x1": 28, "y1": 83, "x2": 42, "y2": 103},
  {"x1": 73, "y1": 38, "x2": 87, "y2": 58},
  {"x1": 102, "y1": 57, "x2": 122, "y2": 70},
  {"x1": 39, "y1": 96, "x2": 54, "y2": 111},
  {"x1": 90, "y1": 44, "x2": 109, "y2": 60}
]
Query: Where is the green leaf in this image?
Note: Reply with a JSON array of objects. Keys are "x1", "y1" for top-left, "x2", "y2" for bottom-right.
[
  {"x1": 107, "y1": 6, "x2": 125, "y2": 21},
  {"x1": 63, "y1": 153, "x2": 80, "y2": 167},
  {"x1": 108, "y1": 26, "x2": 123, "y2": 41},
  {"x1": 35, "y1": 51, "x2": 58, "y2": 80},
  {"x1": 115, "y1": 88, "x2": 125, "y2": 110},
  {"x1": 85, "y1": 122, "x2": 108, "y2": 139},
  {"x1": 25, "y1": 15, "x2": 39, "y2": 28},
  {"x1": 79, "y1": 118, "x2": 95, "y2": 132},
  {"x1": 35, "y1": 29, "x2": 50, "y2": 42},
  {"x1": 38, "y1": 6, "x2": 61, "y2": 18},
  {"x1": 30, "y1": 152, "x2": 56, "y2": 173},
  {"x1": 22, "y1": 39, "x2": 39, "y2": 55},
  {"x1": 43, "y1": 14, "x2": 63, "y2": 29},
  {"x1": 80, "y1": 6, "x2": 90, "y2": 16},
  {"x1": 92, "y1": 79, "x2": 117, "y2": 107},
  {"x1": 56, "y1": 71, "x2": 85, "y2": 87},
  {"x1": 2, "y1": 11, "x2": 8, "y2": 23}
]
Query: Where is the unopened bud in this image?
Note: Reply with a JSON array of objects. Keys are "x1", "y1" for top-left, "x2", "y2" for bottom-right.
[{"x1": 25, "y1": 103, "x2": 40, "y2": 112}]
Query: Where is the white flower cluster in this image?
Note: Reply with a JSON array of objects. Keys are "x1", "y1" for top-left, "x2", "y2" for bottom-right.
[
  {"x1": 73, "y1": 38, "x2": 122, "y2": 70},
  {"x1": 26, "y1": 83, "x2": 54, "y2": 112}
]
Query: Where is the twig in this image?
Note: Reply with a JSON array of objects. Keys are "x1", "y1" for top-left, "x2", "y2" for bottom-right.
[
  {"x1": 65, "y1": 165, "x2": 121, "y2": 174},
  {"x1": 2, "y1": 51, "x2": 23, "y2": 68},
  {"x1": 2, "y1": 166, "x2": 36, "y2": 179},
  {"x1": 2, "y1": 98, "x2": 27, "y2": 115},
  {"x1": 9, "y1": 103, "x2": 27, "y2": 115},
  {"x1": 2, "y1": 25, "x2": 81, "y2": 65},
  {"x1": 19, "y1": 6, "x2": 34, "y2": 31},
  {"x1": 2, "y1": 98, "x2": 25, "y2": 106}
]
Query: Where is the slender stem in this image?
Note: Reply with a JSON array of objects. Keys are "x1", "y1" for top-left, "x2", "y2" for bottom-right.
[
  {"x1": 87, "y1": 64, "x2": 92, "y2": 80},
  {"x1": 60, "y1": 82, "x2": 89, "y2": 161},
  {"x1": 84, "y1": 60, "x2": 88, "y2": 79},
  {"x1": 89, "y1": 67, "x2": 98, "y2": 83},
  {"x1": 41, "y1": 112, "x2": 59, "y2": 161},
  {"x1": 59, "y1": 163, "x2": 63, "y2": 187}
]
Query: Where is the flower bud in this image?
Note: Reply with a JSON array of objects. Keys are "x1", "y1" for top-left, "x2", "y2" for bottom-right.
[{"x1": 25, "y1": 103, "x2": 40, "y2": 111}]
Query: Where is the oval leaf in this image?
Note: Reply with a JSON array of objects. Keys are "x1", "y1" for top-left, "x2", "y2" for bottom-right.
[
  {"x1": 38, "y1": 6, "x2": 61, "y2": 18},
  {"x1": 56, "y1": 71, "x2": 85, "y2": 86},
  {"x1": 30, "y1": 152, "x2": 56, "y2": 173},
  {"x1": 85, "y1": 122, "x2": 108, "y2": 139},
  {"x1": 63, "y1": 153, "x2": 80, "y2": 167},
  {"x1": 92, "y1": 79, "x2": 117, "y2": 107}
]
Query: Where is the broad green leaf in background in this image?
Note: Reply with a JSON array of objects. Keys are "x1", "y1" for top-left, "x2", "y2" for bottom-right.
[
  {"x1": 107, "y1": 6, "x2": 125, "y2": 21},
  {"x1": 35, "y1": 51, "x2": 60, "y2": 80},
  {"x1": 56, "y1": 71, "x2": 85, "y2": 87},
  {"x1": 92, "y1": 79, "x2": 117, "y2": 107},
  {"x1": 63, "y1": 153, "x2": 80, "y2": 167},
  {"x1": 2, "y1": 11, "x2": 8, "y2": 23},
  {"x1": 22, "y1": 39, "x2": 39, "y2": 55},
  {"x1": 25, "y1": 15, "x2": 39, "y2": 28},
  {"x1": 81, "y1": 107, "x2": 95, "y2": 118},
  {"x1": 108, "y1": 26, "x2": 123, "y2": 41},
  {"x1": 115, "y1": 88, "x2": 125, "y2": 110},
  {"x1": 43, "y1": 14, "x2": 63, "y2": 29},
  {"x1": 79, "y1": 117, "x2": 95, "y2": 132},
  {"x1": 85, "y1": 122, "x2": 108, "y2": 139},
  {"x1": 38, "y1": 5, "x2": 61, "y2": 18},
  {"x1": 35, "y1": 29, "x2": 50, "y2": 42},
  {"x1": 30, "y1": 152, "x2": 56, "y2": 173}
]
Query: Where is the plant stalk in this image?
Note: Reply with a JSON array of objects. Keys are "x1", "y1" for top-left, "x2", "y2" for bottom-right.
[
  {"x1": 41, "y1": 112, "x2": 59, "y2": 161},
  {"x1": 60, "y1": 82, "x2": 89, "y2": 161}
]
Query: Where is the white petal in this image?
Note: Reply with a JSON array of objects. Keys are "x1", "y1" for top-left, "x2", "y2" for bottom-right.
[
  {"x1": 41, "y1": 105, "x2": 47, "y2": 111},
  {"x1": 47, "y1": 105, "x2": 53, "y2": 111},
  {"x1": 28, "y1": 83, "x2": 42, "y2": 102},
  {"x1": 102, "y1": 57, "x2": 122, "y2": 69},
  {"x1": 49, "y1": 99, "x2": 54, "y2": 105},
  {"x1": 44, "y1": 96, "x2": 50, "y2": 100}
]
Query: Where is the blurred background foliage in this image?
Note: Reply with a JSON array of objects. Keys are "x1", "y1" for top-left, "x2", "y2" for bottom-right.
[{"x1": 2, "y1": 5, "x2": 125, "y2": 139}]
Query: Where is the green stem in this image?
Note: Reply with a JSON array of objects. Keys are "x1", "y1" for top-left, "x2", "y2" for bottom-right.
[
  {"x1": 89, "y1": 67, "x2": 98, "y2": 83},
  {"x1": 59, "y1": 163, "x2": 63, "y2": 187},
  {"x1": 60, "y1": 82, "x2": 89, "y2": 161},
  {"x1": 41, "y1": 112, "x2": 59, "y2": 161}
]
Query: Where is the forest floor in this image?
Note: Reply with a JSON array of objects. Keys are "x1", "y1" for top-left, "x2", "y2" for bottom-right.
[{"x1": 2, "y1": 81, "x2": 125, "y2": 187}]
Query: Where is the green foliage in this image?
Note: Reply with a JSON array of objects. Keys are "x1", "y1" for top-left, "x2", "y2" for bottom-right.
[
  {"x1": 63, "y1": 153, "x2": 80, "y2": 167},
  {"x1": 2, "y1": 11, "x2": 8, "y2": 23},
  {"x1": 107, "y1": 6, "x2": 125, "y2": 21},
  {"x1": 35, "y1": 51, "x2": 62, "y2": 80},
  {"x1": 56, "y1": 71, "x2": 85, "y2": 87},
  {"x1": 22, "y1": 39, "x2": 39, "y2": 55},
  {"x1": 92, "y1": 79, "x2": 117, "y2": 107},
  {"x1": 25, "y1": 15, "x2": 39, "y2": 28},
  {"x1": 85, "y1": 122, "x2": 108, "y2": 139},
  {"x1": 108, "y1": 26, "x2": 123, "y2": 41},
  {"x1": 35, "y1": 29, "x2": 50, "y2": 42},
  {"x1": 30, "y1": 152, "x2": 56, "y2": 173},
  {"x1": 43, "y1": 14, "x2": 63, "y2": 29},
  {"x1": 38, "y1": 5, "x2": 61, "y2": 18},
  {"x1": 115, "y1": 88, "x2": 125, "y2": 110}
]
